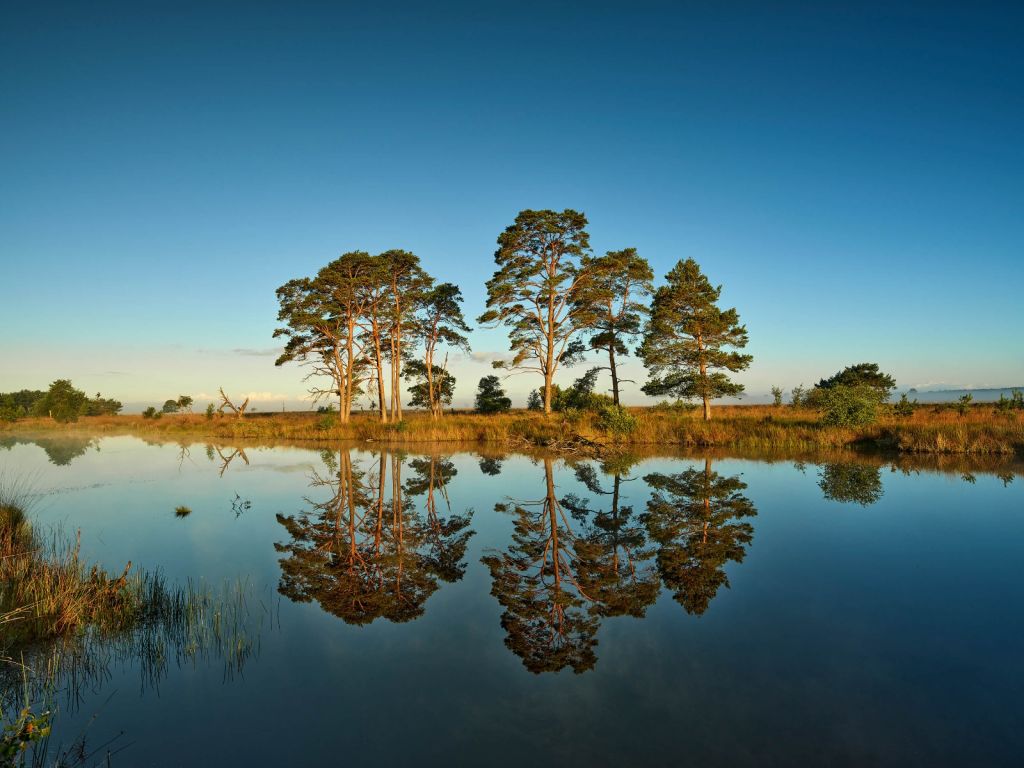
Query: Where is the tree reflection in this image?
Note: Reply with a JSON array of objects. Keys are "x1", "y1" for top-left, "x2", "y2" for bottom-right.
[
  {"x1": 818, "y1": 462, "x2": 884, "y2": 506},
  {"x1": 275, "y1": 450, "x2": 473, "y2": 625},
  {"x1": 561, "y1": 458, "x2": 659, "y2": 619},
  {"x1": 643, "y1": 459, "x2": 756, "y2": 616},
  {"x1": 0, "y1": 435, "x2": 98, "y2": 466},
  {"x1": 482, "y1": 458, "x2": 599, "y2": 674}
]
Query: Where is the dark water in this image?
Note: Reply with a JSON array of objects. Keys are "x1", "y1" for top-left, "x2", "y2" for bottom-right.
[{"x1": 1, "y1": 435, "x2": 1022, "y2": 766}]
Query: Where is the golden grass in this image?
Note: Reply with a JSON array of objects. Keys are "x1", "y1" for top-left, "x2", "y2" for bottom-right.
[{"x1": 3, "y1": 404, "x2": 1022, "y2": 455}]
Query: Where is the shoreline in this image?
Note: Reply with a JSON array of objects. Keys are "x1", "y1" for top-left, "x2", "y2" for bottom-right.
[{"x1": 3, "y1": 405, "x2": 1021, "y2": 457}]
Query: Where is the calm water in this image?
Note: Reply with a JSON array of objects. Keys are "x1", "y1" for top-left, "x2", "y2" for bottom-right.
[{"x1": 1, "y1": 435, "x2": 1022, "y2": 767}]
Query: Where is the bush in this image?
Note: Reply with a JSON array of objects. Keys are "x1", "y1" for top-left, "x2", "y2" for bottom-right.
[
  {"x1": 894, "y1": 392, "x2": 917, "y2": 418},
  {"x1": 957, "y1": 393, "x2": 973, "y2": 416},
  {"x1": 771, "y1": 386, "x2": 784, "y2": 407},
  {"x1": 526, "y1": 390, "x2": 543, "y2": 411},
  {"x1": 205, "y1": 403, "x2": 216, "y2": 420},
  {"x1": 598, "y1": 405, "x2": 637, "y2": 436},
  {"x1": 816, "y1": 384, "x2": 886, "y2": 427},
  {"x1": 141, "y1": 406, "x2": 161, "y2": 420},
  {"x1": 790, "y1": 385, "x2": 806, "y2": 408}
]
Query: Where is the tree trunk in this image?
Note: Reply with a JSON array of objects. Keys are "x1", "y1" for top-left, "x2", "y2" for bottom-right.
[
  {"x1": 698, "y1": 333, "x2": 711, "y2": 421},
  {"x1": 393, "y1": 316, "x2": 403, "y2": 421},
  {"x1": 371, "y1": 315, "x2": 388, "y2": 423},
  {"x1": 608, "y1": 344, "x2": 620, "y2": 407}
]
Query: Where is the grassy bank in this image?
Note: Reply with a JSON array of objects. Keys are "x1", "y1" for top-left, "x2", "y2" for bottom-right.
[{"x1": 3, "y1": 404, "x2": 1022, "y2": 455}]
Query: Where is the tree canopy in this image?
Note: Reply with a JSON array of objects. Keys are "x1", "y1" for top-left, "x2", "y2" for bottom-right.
[
  {"x1": 478, "y1": 209, "x2": 595, "y2": 414},
  {"x1": 573, "y1": 248, "x2": 654, "y2": 406}
]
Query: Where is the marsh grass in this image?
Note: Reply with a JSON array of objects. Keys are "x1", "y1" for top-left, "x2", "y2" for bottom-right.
[
  {"x1": 0, "y1": 480, "x2": 262, "y2": 764},
  {"x1": 5, "y1": 404, "x2": 1021, "y2": 455}
]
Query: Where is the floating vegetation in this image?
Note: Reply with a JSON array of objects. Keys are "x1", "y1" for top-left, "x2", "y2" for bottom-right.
[{"x1": 174, "y1": 505, "x2": 192, "y2": 518}]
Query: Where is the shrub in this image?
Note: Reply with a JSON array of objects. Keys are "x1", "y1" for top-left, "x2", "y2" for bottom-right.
[
  {"x1": 141, "y1": 406, "x2": 161, "y2": 420},
  {"x1": 957, "y1": 393, "x2": 973, "y2": 416},
  {"x1": 526, "y1": 390, "x2": 543, "y2": 411},
  {"x1": 771, "y1": 386, "x2": 784, "y2": 407},
  {"x1": 894, "y1": 392, "x2": 917, "y2": 418},
  {"x1": 598, "y1": 405, "x2": 637, "y2": 436},
  {"x1": 816, "y1": 384, "x2": 886, "y2": 427},
  {"x1": 790, "y1": 384, "x2": 806, "y2": 408},
  {"x1": 205, "y1": 403, "x2": 216, "y2": 420}
]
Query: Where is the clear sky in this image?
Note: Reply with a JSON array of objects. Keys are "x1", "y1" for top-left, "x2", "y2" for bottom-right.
[{"x1": 2, "y1": 1, "x2": 1022, "y2": 410}]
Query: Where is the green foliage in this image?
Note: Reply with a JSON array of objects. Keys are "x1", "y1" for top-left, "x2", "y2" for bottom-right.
[
  {"x1": 0, "y1": 391, "x2": 45, "y2": 422},
  {"x1": 598, "y1": 404, "x2": 637, "y2": 436},
  {"x1": 551, "y1": 368, "x2": 613, "y2": 412},
  {"x1": 477, "y1": 209, "x2": 595, "y2": 412},
  {"x1": 770, "y1": 386, "x2": 783, "y2": 407},
  {"x1": 573, "y1": 247, "x2": 654, "y2": 405},
  {"x1": 162, "y1": 399, "x2": 180, "y2": 414},
  {"x1": 82, "y1": 392, "x2": 122, "y2": 416},
  {"x1": 639, "y1": 258, "x2": 751, "y2": 418},
  {"x1": 526, "y1": 389, "x2": 543, "y2": 411},
  {"x1": 404, "y1": 360, "x2": 456, "y2": 411},
  {"x1": 790, "y1": 384, "x2": 806, "y2": 408},
  {"x1": 176, "y1": 395, "x2": 194, "y2": 412},
  {"x1": 205, "y1": 403, "x2": 216, "y2": 420},
  {"x1": 816, "y1": 363, "x2": 896, "y2": 399},
  {"x1": 894, "y1": 392, "x2": 918, "y2": 417},
  {"x1": 141, "y1": 406, "x2": 161, "y2": 420},
  {"x1": 816, "y1": 384, "x2": 886, "y2": 427},
  {"x1": 32, "y1": 380, "x2": 88, "y2": 423},
  {"x1": 0, "y1": 705, "x2": 51, "y2": 764},
  {"x1": 474, "y1": 376, "x2": 512, "y2": 414},
  {"x1": 957, "y1": 392, "x2": 973, "y2": 415},
  {"x1": 993, "y1": 390, "x2": 1023, "y2": 415}
]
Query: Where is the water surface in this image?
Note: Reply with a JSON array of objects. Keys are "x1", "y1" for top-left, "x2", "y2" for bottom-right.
[{"x1": 1, "y1": 435, "x2": 1021, "y2": 766}]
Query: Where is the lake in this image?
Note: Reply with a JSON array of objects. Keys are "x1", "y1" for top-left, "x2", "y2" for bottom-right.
[{"x1": 1, "y1": 435, "x2": 1022, "y2": 766}]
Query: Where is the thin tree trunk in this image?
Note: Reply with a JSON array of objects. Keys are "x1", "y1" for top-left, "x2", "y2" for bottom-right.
[
  {"x1": 609, "y1": 344, "x2": 620, "y2": 407},
  {"x1": 393, "y1": 313, "x2": 403, "y2": 421}
]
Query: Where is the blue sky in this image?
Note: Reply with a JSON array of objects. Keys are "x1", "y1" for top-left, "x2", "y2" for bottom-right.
[{"x1": 2, "y1": 1, "x2": 1022, "y2": 409}]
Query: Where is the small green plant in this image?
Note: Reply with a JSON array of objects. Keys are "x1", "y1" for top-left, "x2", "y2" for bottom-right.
[
  {"x1": 894, "y1": 392, "x2": 917, "y2": 418},
  {"x1": 770, "y1": 386, "x2": 784, "y2": 407},
  {"x1": 598, "y1": 404, "x2": 637, "y2": 436},
  {"x1": 957, "y1": 392, "x2": 973, "y2": 416},
  {"x1": 316, "y1": 413, "x2": 337, "y2": 431},
  {"x1": 0, "y1": 705, "x2": 52, "y2": 765},
  {"x1": 141, "y1": 406, "x2": 159, "y2": 419},
  {"x1": 205, "y1": 403, "x2": 216, "y2": 420}
]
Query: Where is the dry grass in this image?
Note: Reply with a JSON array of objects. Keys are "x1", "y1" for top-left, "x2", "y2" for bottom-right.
[{"x1": 2, "y1": 403, "x2": 1022, "y2": 455}]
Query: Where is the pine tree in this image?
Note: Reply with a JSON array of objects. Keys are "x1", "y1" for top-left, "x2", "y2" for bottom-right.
[{"x1": 638, "y1": 259, "x2": 751, "y2": 421}]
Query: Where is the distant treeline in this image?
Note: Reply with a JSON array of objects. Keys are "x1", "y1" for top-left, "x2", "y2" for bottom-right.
[{"x1": 0, "y1": 380, "x2": 121, "y2": 423}]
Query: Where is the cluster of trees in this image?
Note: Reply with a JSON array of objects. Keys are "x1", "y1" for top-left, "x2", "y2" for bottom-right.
[
  {"x1": 0, "y1": 381, "x2": 121, "y2": 423},
  {"x1": 276, "y1": 209, "x2": 751, "y2": 422},
  {"x1": 274, "y1": 250, "x2": 470, "y2": 424},
  {"x1": 479, "y1": 209, "x2": 750, "y2": 420}
]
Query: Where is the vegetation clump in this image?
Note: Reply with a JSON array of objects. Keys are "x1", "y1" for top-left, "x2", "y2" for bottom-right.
[{"x1": 474, "y1": 376, "x2": 511, "y2": 414}]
